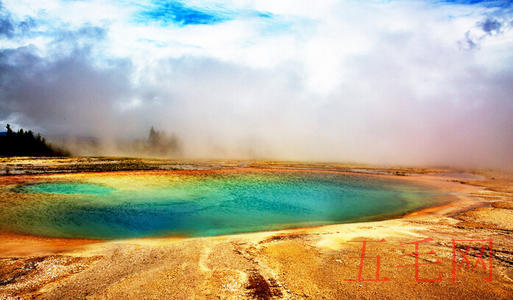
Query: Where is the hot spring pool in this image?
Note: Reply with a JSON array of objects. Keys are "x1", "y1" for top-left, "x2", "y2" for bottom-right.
[{"x1": 0, "y1": 170, "x2": 444, "y2": 239}]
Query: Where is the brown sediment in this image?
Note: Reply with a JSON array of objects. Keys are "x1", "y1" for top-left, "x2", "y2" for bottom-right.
[
  {"x1": 1, "y1": 159, "x2": 513, "y2": 299},
  {"x1": 0, "y1": 233, "x2": 102, "y2": 257}
]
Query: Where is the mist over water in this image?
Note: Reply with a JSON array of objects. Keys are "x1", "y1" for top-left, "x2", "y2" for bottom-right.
[{"x1": 1, "y1": 0, "x2": 512, "y2": 169}]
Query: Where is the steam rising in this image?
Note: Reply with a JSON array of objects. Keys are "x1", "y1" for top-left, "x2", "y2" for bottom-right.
[{"x1": 1, "y1": 0, "x2": 512, "y2": 169}]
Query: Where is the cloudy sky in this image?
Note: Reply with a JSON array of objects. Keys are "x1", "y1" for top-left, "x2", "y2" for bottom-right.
[{"x1": 1, "y1": 0, "x2": 512, "y2": 168}]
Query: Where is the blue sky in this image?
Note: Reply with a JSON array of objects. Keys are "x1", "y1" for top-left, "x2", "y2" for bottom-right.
[
  {"x1": 440, "y1": 0, "x2": 512, "y2": 7},
  {"x1": 1, "y1": 0, "x2": 512, "y2": 168},
  {"x1": 136, "y1": 1, "x2": 234, "y2": 26}
]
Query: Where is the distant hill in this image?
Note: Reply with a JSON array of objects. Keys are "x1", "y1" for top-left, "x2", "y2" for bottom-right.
[{"x1": 0, "y1": 124, "x2": 70, "y2": 157}]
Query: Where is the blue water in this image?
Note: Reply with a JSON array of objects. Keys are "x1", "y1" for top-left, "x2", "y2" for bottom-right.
[{"x1": 1, "y1": 171, "x2": 444, "y2": 239}]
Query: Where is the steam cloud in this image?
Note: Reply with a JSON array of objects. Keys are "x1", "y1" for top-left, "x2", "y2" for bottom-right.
[{"x1": 1, "y1": 0, "x2": 512, "y2": 169}]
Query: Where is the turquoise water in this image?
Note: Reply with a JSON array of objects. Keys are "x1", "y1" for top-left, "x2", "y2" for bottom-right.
[
  {"x1": 23, "y1": 183, "x2": 115, "y2": 195},
  {"x1": 1, "y1": 171, "x2": 443, "y2": 239}
]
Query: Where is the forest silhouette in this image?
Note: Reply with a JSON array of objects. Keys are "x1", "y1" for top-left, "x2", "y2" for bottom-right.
[{"x1": 0, "y1": 124, "x2": 70, "y2": 157}]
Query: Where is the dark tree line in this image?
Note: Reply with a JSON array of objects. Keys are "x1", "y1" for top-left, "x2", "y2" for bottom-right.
[
  {"x1": 0, "y1": 124, "x2": 70, "y2": 157},
  {"x1": 146, "y1": 126, "x2": 181, "y2": 155}
]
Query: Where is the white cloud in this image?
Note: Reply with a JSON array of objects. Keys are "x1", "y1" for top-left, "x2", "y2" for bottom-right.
[{"x1": 1, "y1": 0, "x2": 512, "y2": 169}]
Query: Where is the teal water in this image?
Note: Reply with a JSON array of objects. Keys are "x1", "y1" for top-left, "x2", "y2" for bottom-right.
[
  {"x1": 23, "y1": 183, "x2": 115, "y2": 195},
  {"x1": 2, "y1": 171, "x2": 444, "y2": 239}
]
